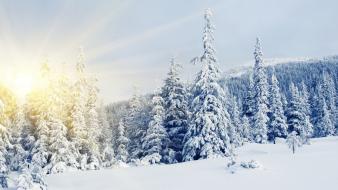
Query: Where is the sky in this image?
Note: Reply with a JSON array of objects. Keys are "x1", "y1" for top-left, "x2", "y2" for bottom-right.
[{"x1": 0, "y1": 0, "x2": 337, "y2": 103}]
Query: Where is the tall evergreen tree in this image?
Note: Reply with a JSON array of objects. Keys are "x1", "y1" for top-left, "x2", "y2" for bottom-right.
[
  {"x1": 252, "y1": 38, "x2": 269, "y2": 143},
  {"x1": 97, "y1": 104, "x2": 115, "y2": 167},
  {"x1": 243, "y1": 74, "x2": 255, "y2": 122},
  {"x1": 183, "y1": 9, "x2": 231, "y2": 161},
  {"x1": 313, "y1": 95, "x2": 335, "y2": 137},
  {"x1": 300, "y1": 81, "x2": 311, "y2": 116},
  {"x1": 161, "y1": 58, "x2": 189, "y2": 163},
  {"x1": 268, "y1": 74, "x2": 288, "y2": 143},
  {"x1": 69, "y1": 52, "x2": 89, "y2": 169},
  {"x1": 85, "y1": 77, "x2": 101, "y2": 170},
  {"x1": 27, "y1": 62, "x2": 53, "y2": 173},
  {"x1": 8, "y1": 106, "x2": 27, "y2": 172},
  {"x1": 142, "y1": 95, "x2": 169, "y2": 164},
  {"x1": 116, "y1": 119, "x2": 129, "y2": 163},
  {"x1": 126, "y1": 90, "x2": 148, "y2": 160},
  {"x1": 287, "y1": 83, "x2": 313, "y2": 143},
  {"x1": 69, "y1": 49, "x2": 101, "y2": 170},
  {"x1": 228, "y1": 98, "x2": 242, "y2": 147},
  {"x1": 48, "y1": 117, "x2": 78, "y2": 173},
  {"x1": 241, "y1": 115, "x2": 251, "y2": 142},
  {"x1": 16, "y1": 166, "x2": 34, "y2": 190},
  {"x1": 0, "y1": 100, "x2": 9, "y2": 188},
  {"x1": 319, "y1": 72, "x2": 337, "y2": 130}
]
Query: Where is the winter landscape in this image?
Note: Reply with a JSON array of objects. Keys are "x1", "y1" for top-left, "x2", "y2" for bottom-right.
[{"x1": 0, "y1": 1, "x2": 338, "y2": 190}]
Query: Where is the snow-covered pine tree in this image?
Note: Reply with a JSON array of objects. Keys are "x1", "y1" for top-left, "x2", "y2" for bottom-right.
[
  {"x1": 228, "y1": 98, "x2": 242, "y2": 147},
  {"x1": 252, "y1": 38, "x2": 269, "y2": 143},
  {"x1": 16, "y1": 164, "x2": 34, "y2": 190},
  {"x1": 243, "y1": 74, "x2": 255, "y2": 124},
  {"x1": 299, "y1": 81, "x2": 314, "y2": 143},
  {"x1": 182, "y1": 9, "x2": 231, "y2": 161},
  {"x1": 313, "y1": 96, "x2": 335, "y2": 137},
  {"x1": 0, "y1": 100, "x2": 9, "y2": 188},
  {"x1": 281, "y1": 93, "x2": 288, "y2": 116},
  {"x1": 268, "y1": 74, "x2": 288, "y2": 143},
  {"x1": 126, "y1": 90, "x2": 147, "y2": 160},
  {"x1": 287, "y1": 82, "x2": 313, "y2": 143},
  {"x1": 69, "y1": 72, "x2": 87, "y2": 169},
  {"x1": 69, "y1": 49, "x2": 101, "y2": 170},
  {"x1": 97, "y1": 104, "x2": 115, "y2": 167},
  {"x1": 161, "y1": 58, "x2": 189, "y2": 163},
  {"x1": 27, "y1": 62, "x2": 52, "y2": 173},
  {"x1": 241, "y1": 115, "x2": 251, "y2": 142},
  {"x1": 116, "y1": 119, "x2": 129, "y2": 163},
  {"x1": 47, "y1": 71, "x2": 79, "y2": 173},
  {"x1": 31, "y1": 162, "x2": 48, "y2": 190},
  {"x1": 8, "y1": 106, "x2": 27, "y2": 172},
  {"x1": 142, "y1": 94, "x2": 169, "y2": 164},
  {"x1": 286, "y1": 131, "x2": 301, "y2": 154},
  {"x1": 48, "y1": 117, "x2": 78, "y2": 173},
  {"x1": 319, "y1": 72, "x2": 337, "y2": 131},
  {"x1": 85, "y1": 77, "x2": 101, "y2": 170},
  {"x1": 300, "y1": 81, "x2": 311, "y2": 116}
]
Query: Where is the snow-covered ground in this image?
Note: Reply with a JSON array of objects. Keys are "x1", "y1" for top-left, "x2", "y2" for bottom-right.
[{"x1": 47, "y1": 137, "x2": 338, "y2": 190}]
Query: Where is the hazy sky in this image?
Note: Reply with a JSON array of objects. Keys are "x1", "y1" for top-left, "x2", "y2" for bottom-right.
[{"x1": 0, "y1": 0, "x2": 337, "y2": 102}]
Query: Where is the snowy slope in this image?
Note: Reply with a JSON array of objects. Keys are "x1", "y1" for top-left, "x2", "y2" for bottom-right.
[{"x1": 47, "y1": 137, "x2": 338, "y2": 190}]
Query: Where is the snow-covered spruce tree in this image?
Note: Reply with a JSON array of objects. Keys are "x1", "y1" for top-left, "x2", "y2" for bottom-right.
[
  {"x1": 319, "y1": 72, "x2": 337, "y2": 130},
  {"x1": 252, "y1": 38, "x2": 269, "y2": 143},
  {"x1": 8, "y1": 106, "x2": 27, "y2": 172},
  {"x1": 313, "y1": 96, "x2": 335, "y2": 137},
  {"x1": 243, "y1": 74, "x2": 255, "y2": 126},
  {"x1": 97, "y1": 104, "x2": 115, "y2": 167},
  {"x1": 27, "y1": 62, "x2": 52, "y2": 174},
  {"x1": 85, "y1": 77, "x2": 101, "y2": 170},
  {"x1": 241, "y1": 115, "x2": 251, "y2": 142},
  {"x1": 300, "y1": 81, "x2": 311, "y2": 116},
  {"x1": 228, "y1": 97, "x2": 242, "y2": 147},
  {"x1": 182, "y1": 9, "x2": 231, "y2": 161},
  {"x1": 142, "y1": 94, "x2": 169, "y2": 164},
  {"x1": 48, "y1": 72, "x2": 79, "y2": 173},
  {"x1": 69, "y1": 70, "x2": 87, "y2": 170},
  {"x1": 161, "y1": 58, "x2": 189, "y2": 163},
  {"x1": 286, "y1": 82, "x2": 313, "y2": 144},
  {"x1": 280, "y1": 93, "x2": 288, "y2": 116},
  {"x1": 126, "y1": 91, "x2": 147, "y2": 160},
  {"x1": 116, "y1": 119, "x2": 129, "y2": 163},
  {"x1": 48, "y1": 117, "x2": 78, "y2": 173},
  {"x1": 69, "y1": 49, "x2": 101, "y2": 170},
  {"x1": 268, "y1": 74, "x2": 288, "y2": 143},
  {"x1": 16, "y1": 165, "x2": 34, "y2": 190},
  {"x1": 286, "y1": 131, "x2": 301, "y2": 154},
  {"x1": 31, "y1": 162, "x2": 48, "y2": 190},
  {"x1": 0, "y1": 100, "x2": 10, "y2": 188}
]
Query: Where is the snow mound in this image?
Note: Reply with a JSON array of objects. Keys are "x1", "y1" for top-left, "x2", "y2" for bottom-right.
[{"x1": 240, "y1": 160, "x2": 261, "y2": 169}]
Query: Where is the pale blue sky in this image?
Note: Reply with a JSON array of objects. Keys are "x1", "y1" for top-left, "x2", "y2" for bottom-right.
[{"x1": 0, "y1": 0, "x2": 337, "y2": 102}]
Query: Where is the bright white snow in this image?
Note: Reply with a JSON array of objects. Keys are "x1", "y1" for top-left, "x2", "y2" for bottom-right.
[{"x1": 47, "y1": 137, "x2": 338, "y2": 190}]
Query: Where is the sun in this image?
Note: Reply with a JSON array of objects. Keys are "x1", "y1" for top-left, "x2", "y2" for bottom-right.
[{"x1": 12, "y1": 73, "x2": 35, "y2": 99}]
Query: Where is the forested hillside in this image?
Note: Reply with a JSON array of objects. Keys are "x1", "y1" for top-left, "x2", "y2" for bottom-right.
[{"x1": 226, "y1": 56, "x2": 338, "y2": 104}]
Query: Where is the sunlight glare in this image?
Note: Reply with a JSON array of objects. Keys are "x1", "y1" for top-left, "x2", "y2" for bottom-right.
[{"x1": 13, "y1": 73, "x2": 34, "y2": 98}]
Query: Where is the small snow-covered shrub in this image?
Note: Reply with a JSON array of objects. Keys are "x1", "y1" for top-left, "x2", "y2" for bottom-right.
[
  {"x1": 129, "y1": 159, "x2": 142, "y2": 167},
  {"x1": 240, "y1": 160, "x2": 261, "y2": 169},
  {"x1": 50, "y1": 162, "x2": 67, "y2": 174},
  {"x1": 16, "y1": 172, "x2": 34, "y2": 190},
  {"x1": 115, "y1": 160, "x2": 129, "y2": 168},
  {"x1": 88, "y1": 156, "x2": 100, "y2": 170},
  {"x1": 141, "y1": 153, "x2": 161, "y2": 165},
  {"x1": 286, "y1": 131, "x2": 302, "y2": 154},
  {"x1": 275, "y1": 137, "x2": 285, "y2": 144}
]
